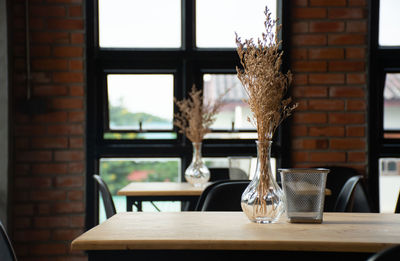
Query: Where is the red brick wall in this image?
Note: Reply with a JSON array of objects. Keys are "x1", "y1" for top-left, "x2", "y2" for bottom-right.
[
  {"x1": 290, "y1": 0, "x2": 368, "y2": 174},
  {"x1": 10, "y1": 0, "x2": 85, "y2": 260}
]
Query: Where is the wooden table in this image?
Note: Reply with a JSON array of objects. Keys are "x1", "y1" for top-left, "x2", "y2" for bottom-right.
[
  {"x1": 71, "y1": 212, "x2": 400, "y2": 260},
  {"x1": 117, "y1": 182, "x2": 209, "y2": 211}
]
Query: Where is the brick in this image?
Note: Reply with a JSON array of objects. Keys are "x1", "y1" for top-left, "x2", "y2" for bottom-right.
[
  {"x1": 30, "y1": 46, "x2": 51, "y2": 57},
  {"x1": 328, "y1": 34, "x2": 365, "y2": 45},
  {"x1": 37, "y1": 203, "x2": 51, "y2": 215},
  {"x1": 14, "y1": 177, "x2": 52, "y2": 188},
  {"x1": 347, "y1": 21, "x2": 367, "y2": 33},
  {"x1": 309, "y1": 73, "x2": 345, "y2": 84},
  {"x1": 309, "y1": 152, "x2": 346, "y2": 162},
  {"x1": 52, "y1": 229, "x2": 83, "y2": 241},
  {"x1": 30, "y1": 190, "x2": 67, "y2": 201},
  {"x1": 53, "y1": 46, "x2": 83, "y2": 57},
  {"x1": 293, "y1": 86, "x2": 328, "y2": 97},
  {"x1": 53, "y1": 72, "x2": 84, "y2": 83},
  {"x1": 14, "y1": 204, "x2": 35, "y2": 216},
  {"x1": 346, "y1": 126, "x2": 365, "y2": 137},
  {"x1": 293, "y1": 74, "x2": 308, "y2": 85},
  {"x1": 55, "y1": 176, "x2": 84, "y2": 188},
  {"x1": 70, "y1": 85, "x2": 84, "y2": 96},
  {"x1": 293, "y1": 8, "x2": 327, "y2": 19},
  {"x1": 347, "y1": 100, "x2": 366, "y2": 111},
  {"x1": 47, "y1": 0, "x2": 83, "y2": 3},
  {"x1": 291, "y1": 151, "x2": 308, "y2": 162},
  {"x1": 68, "y1": 111, "x2": 84, "y2": 122},
  {"x1": 292, "y1": 35, "x2": 327, "y2": 46},
  {"x1": 69, "y1": 215, "x2": 85, "y2": 228},
  {"x1": 310, "y1": 0, "x2": 346, "y2": 6},
  {"x1": 309, "y1": 21, "x2": 344, "y2": 33},
  {"x1": 68, "y1": 162, "x2": 84, "y2": 173},
  {"x1": 14, "y1": 230, "x2": 51, "y2": 242},
  {"x1": 47, "y1": 124, "x2": 84, "y2": 135},
  {"x1": 14, "y1": 217, "x2": 32, "y2": 229},
  {"x1": 71, "y1": 33, "x2": 84, "y2": 44},
  {"x1": 308, "y1": 99, "x2": 344, "y2": 111},
  {"x1": 33, "y1": 111, "x2": 69, "y2": 123},
  {"x1": 329, "y1": 86, "x2": 365, "y2": 97},
  {"x1": 16, "y1": 151, "x2": 52, "y2": 162},
  {"x1": 293, "y1": 139, "x2": 329, "y2": 149},
  {"x1": 15, "y1": 138, "x2": 29, "y2": 149},
  {"x1": 309, "y1": 48, "x2": 344, "y2": 60},
  {"x1": 70, "y1": 60, "x2": 83, "y2": 70},
  {"x1": 329, "y1": 61, "x2": 365, "y2": 72},
  {"x1": 293, "y1": 0, "x2": 308, "y2": 6},
  {"x1": 30, "y1": 6, "x2": 66, "y2": 17},
  {"x1": 34, "y1": 216, "x2": 70, "y2": 228},
  {"x1": 330, "y1": 138, "x2": 365, "y2": 150},
  {"x1": 291, "y1": 48, "x2": 308, "y2": 60},
  {"x1": 309, "y1": 126, "x2": 345, "y2": 137},
  {"x1": 293, "y1": 112, "x2": 327, "y2": 124},
  {"x1": 32, "y1": 163, "x2": 68, "y2": 175},
  {"x1": 31, "y1": 137, "x2": 68, "y2": 148},
  {"x1": 291, "y1": 125, "x2": 308, "y2": 137},
  {"x1": 69, "y1": 5, "x2": 82, "y2": 17},
  {"x1": 328, "y1": 8, "x2": 366, "y2": 19},
  {"x1": 68, "y1": 190, "x2": 84, "y2": 201},
  {"x1": 292, "y1": 61, "x2": 327, "y2": 72},
  {"x1": 29, "y1": 17, "x2": 45, "y2": 30},
  {"x1": 348, "y1": 152, "x2": 366, "y2": 162},
  {"x1": 53, "y1": 202, "x2": 84, "y2": 213},
  {"x1": 54, "y1": 150, "x2": 84, "y2": 161},
  {"x1": 47, "y1": 18, "x2": 84, "y2": 30},
  {"x1": 349, "y1": 0, "x2": 367, "y2": 6},
  {"x1": 51, "y1": 97, "x2": 83, "y2": 109},
  {"x1": 292, "y1": 22, "x2": 308, "y2": 33},
  {"x1": 30, "y1": 243, "x2": 67, "y2": 255},
  {"x1": 329, "y1": 113, "x2": 365, "y2": 124},
  {"x1": 347, "y1": 73, "x2": 366, "y2": 84},
  {"x1": 296, "y1": 100, "x2": 308, "y2": 111},
  {"x1": 31, "y1": 32, "x2": 69, "y2": 44},
  {"x1": 33, "y1": 85, "x2": 69, "y2": 96},
  {"x1": 70, "y1": 137, "x2": 83, "y2": 148},
  {"x1": 346, "y1": 47, "x2": 366, "y2": 59},
  {"x1": 31, "y1": 72, "x2": 52, "y2": 83},
  {"x1": 32, "y1": 59, "x2": 68, "y2": 71}
]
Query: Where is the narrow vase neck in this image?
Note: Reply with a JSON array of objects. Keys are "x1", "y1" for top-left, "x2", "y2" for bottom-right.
[{"x1": 192, "y1": 142, "x2": 202, "y2": 162}]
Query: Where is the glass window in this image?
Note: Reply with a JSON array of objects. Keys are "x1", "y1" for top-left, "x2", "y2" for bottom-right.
[
  {"x1": 379, "y1": 158, "x2": 400, "y2": 213},
  {"x1": 107, "y1": 74, "x2": 174, "y2": 132},
  {"x1": 196, "y1": 0, "x2": 277, "y2": 48},
  {"x1": 379, "y1": 0, "x2": 400, "y2": 46},
  {"x1": 98, "y1": 0, "x2": 181, "y2": 48},
  {"x1": 383, "y1": 73, "x2": 400, "y2": 137}
]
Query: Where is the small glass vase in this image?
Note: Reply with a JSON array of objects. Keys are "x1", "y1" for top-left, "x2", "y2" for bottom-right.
[
  {"x1": 241, "y1": 140, "x2": 284, "y2": 223},
  {"x1": 185, "y1": 142, "x2": 210, "y2": 187}
]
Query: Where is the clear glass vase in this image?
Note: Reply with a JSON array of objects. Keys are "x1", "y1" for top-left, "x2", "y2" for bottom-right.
[
  {"x1": 185, "y1": 142, "x2": 210, "y2": 187},
  {"x1": 241, "y1": 140, "x2": 284, "y2": 223}
]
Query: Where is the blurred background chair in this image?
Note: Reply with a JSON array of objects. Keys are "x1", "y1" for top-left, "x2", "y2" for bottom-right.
[
  {"x1": 367, "y1": 245, "x2": 400, "y2": 261},
  {"x1": 334, "y1": 175, "x2": 371, "y2": 212},
  {"x1": 315, "y1": 166, "x2": 359, "y2": 211},
  {"x1": 0, "y1": 221, "x2": 17, "y2": 261},
  {"x1": 93, "y1": 174, "x2": 117, "y2": 219},
  {"x1": 195, "y1": 180, "x2": 250, "y2": 211},
  {"x1": 208, "y1": 168, "x2": 230, "y2": 181}
]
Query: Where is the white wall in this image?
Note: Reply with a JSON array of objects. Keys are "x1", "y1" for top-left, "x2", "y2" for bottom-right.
[{"x1": 0, "y1": 0, "x2": 9, "y2": 227}]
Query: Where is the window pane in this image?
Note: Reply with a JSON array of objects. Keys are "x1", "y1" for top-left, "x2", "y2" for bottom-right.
[
  {"x1": 98, "y1": 0, "x2": 181, "y2": 48},
  {"x1": 107, "y1": 74, "x2": 174, "y2": 131},
  {"x1": 383, "y1": 73, "x2": 400, "y2": 136},
  {"x1": 196, "y1": 0, "x2": 277, "y2": 48},
  {"x1": 379, "y1": 158, "x2": 400, "y2": 213},
  {"x1": 99, "y1": 158, "x2": 181, "y2": 222},
  {"x1": 379, "y1": 0, "x2": 400, "y2": 46},
  {"x1": 203, "y1": 74, "x2": 256, "y2": 139}
]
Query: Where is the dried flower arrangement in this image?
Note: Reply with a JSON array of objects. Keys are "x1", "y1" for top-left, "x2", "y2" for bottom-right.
[
  {"x1": 236, "y1": 7, "x2": 297, "y2": 217},
  {"x1": 173, "y1": 85, "x2": 224, "y2": 144}
]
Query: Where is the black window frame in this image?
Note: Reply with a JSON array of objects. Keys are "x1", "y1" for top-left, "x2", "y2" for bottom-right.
[
  {"x1": 85, "y1": 0, "x2": 291, "y2": 229},
  {"x1": 368, "y1": 0, "x2": 400, "y2": 212}
]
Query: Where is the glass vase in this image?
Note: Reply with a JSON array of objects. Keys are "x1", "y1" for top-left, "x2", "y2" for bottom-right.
[
  {"x1": 185, "y1": 142, "x2": 210, "y2": 187},
  {"x1": 241, "y1": 140, "x2": 284, "y2": 223}
]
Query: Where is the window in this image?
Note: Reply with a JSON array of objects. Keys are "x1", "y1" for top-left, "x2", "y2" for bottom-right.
[
  {"x1": 86, "y1": 0, "x2": 288, "y2": 228},
  {"x1": 370, "y1": 0, "x2": 400, "y2": 213}
]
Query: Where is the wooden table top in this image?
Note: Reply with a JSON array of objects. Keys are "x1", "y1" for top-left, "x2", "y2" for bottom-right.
[
  {"x1": 117, "y1": 182, "x2": 210, "y2": 196},
  {"x1": 71, "y1": 212, "x2": 400, "y2": 253}
]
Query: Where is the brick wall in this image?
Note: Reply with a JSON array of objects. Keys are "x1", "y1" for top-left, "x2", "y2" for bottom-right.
[
  {"x1": 10, "y1": 0, "x2": 85, "y2": 260},
  {"x1": 290, "y1": 0, "x2": 368, "y2": 174},
  {"x1": 7, "y1": 0, "x2": 369, "y2": 260}
]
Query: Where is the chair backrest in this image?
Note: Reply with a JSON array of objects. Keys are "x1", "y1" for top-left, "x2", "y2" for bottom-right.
[
  {"x1": 334, "y1": 175, "x2": 371, "y2": 212},
  {"x1": 315, "y1": 166, "x2": 359, "y2": 211},
  {"x1": 93, "y1": 174, "x2": 117, "y2": 219},
  {"x1": 195, "y1": 180, "x2": 250, "y2": 211},
  {"x1": 367, "y1": 245, "x2": 400, "y2": 261},
  {"x1": 395, "y1": 191, "x2": 400, "y2": 214},
  {"x1": 208, "y1": 168, "x2": 230, "y2": 182},
  {"x1": 0, "y1": 221, "x2": 17, "y2": 261}
]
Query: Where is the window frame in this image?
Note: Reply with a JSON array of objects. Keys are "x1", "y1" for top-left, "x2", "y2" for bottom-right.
[{"x1": 85, "y1": 0, "x2": 290, "y2": 228}]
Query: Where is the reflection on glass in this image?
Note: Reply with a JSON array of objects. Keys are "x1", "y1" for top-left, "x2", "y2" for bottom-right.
[
  {"x1": 383, "y1": 73, "x2": 400, "y2": 133},
  {"x1": 98, "y1": 158, "x2": 181, "y2": 222},
  {"x1": 203, "y1": 74, "x2": 255, "y2": 133},
  {"x1": 98, "y1": 0, "x2": 181, "y2": 48},
  {"x1": 107, "y1": 74, "x2": 174, "y2": 131},
  {"x1": 379, "y1": 0, "x2": 400, "y2": 46},
  {"x1": 196, "y1": 0, "x2": 277, "y2": 48}
]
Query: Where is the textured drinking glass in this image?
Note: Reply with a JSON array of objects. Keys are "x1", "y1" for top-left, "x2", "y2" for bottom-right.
[
  {"x1": 185, "y1": 142, "x2": 210, "y2": 187},
  {"x1": 279, "y1": 168, "x2": 329, "y2": 223}
]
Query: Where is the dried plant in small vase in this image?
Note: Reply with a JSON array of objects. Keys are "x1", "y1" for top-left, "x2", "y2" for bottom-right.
[
  {"x1": 174, "y1": 85, "x2": 225, "y2": 186},
  {"x1": 237, "y1": 7, "x2": 298, "y2": 223}
]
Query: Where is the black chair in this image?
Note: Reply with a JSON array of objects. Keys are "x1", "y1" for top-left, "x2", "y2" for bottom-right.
[
  {"x1": 395, "y1": 191, "x2": 400, "y2": 214},
  {"x1": 0, "y1": 221, "x2": 17, "y2": 261},
  {"x1": 195, "y1": 180, "x2": 250, "y2": 211},
  {"x1": 367, "y1": 245, "x2": 400, "y2": 260},
  {"x1": 315, "y1": 166, "x2": 359, "y2": 211},
  {"x1": 93, "y1": 174, "x2": 117, "y2": 219},
  {"x1": 334, "y1": 175, "x2": 371, "y2": 212}
]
